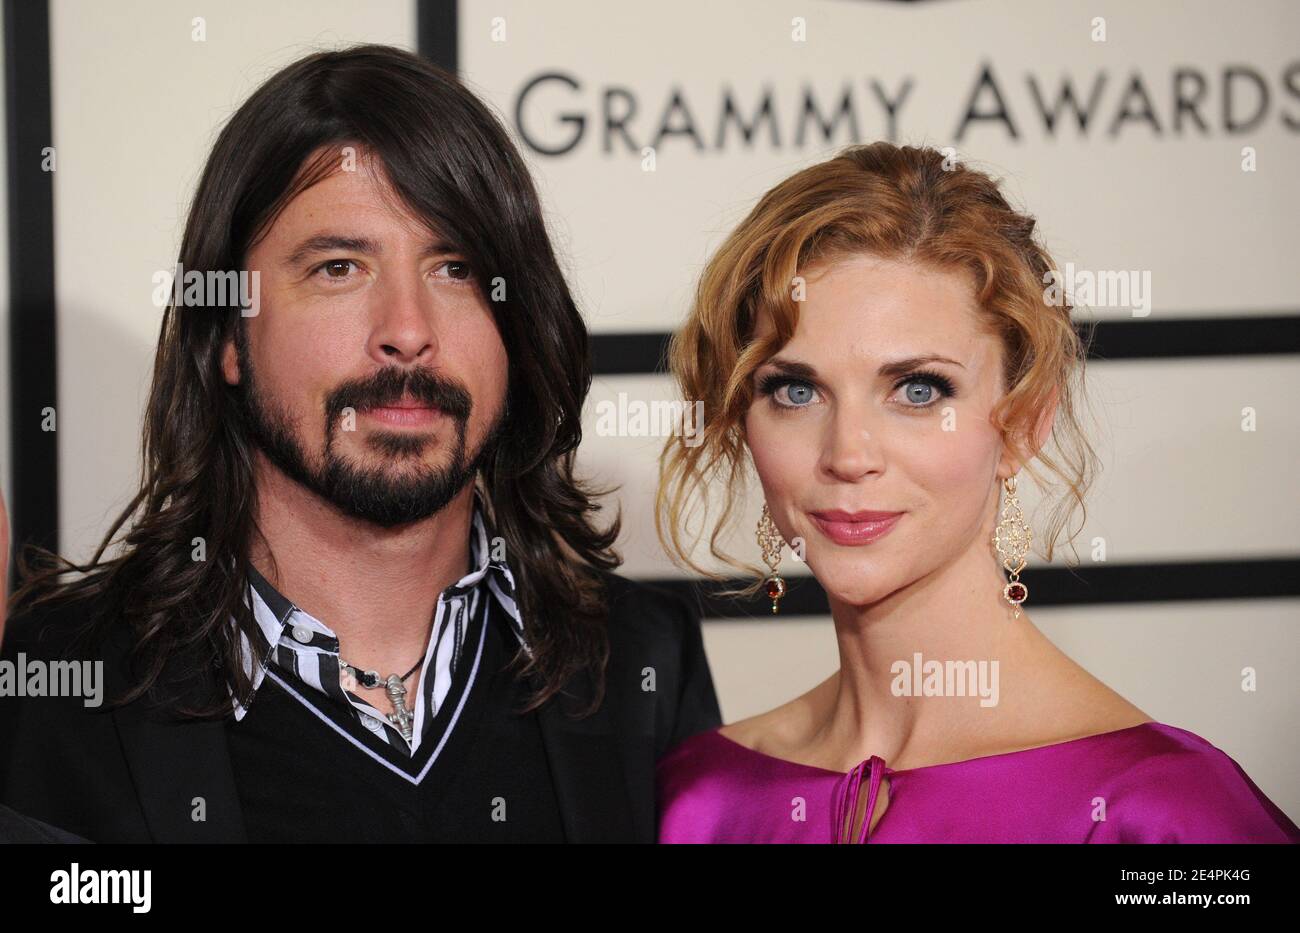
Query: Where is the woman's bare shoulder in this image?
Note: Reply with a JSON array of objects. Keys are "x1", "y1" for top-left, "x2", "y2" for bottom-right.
[{"x1": 1038, "y1": 654, "x2": 1155, "y2": 738}]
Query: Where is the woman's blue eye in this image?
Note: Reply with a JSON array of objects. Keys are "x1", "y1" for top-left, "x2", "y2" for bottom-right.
[
  {"x1": 757, "y1": 375, "x2": 818, "y2": 408},
  {"x1": 903, "y1": 381, "x2": 935, "y2": 405},
  {"x1": 783, "y1": 383, "x2": 815, "y2": 406},
  {"x1": 756, "y1": 370, "x2": 955, "y2": 411},
  {"x1": 896, "y1": 371, "x2": 956, "y2": 408}
]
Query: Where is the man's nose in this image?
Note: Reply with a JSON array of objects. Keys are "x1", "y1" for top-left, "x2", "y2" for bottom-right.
[{"x1": 368, "y1": 275, "x2": 439, "y2": 365}]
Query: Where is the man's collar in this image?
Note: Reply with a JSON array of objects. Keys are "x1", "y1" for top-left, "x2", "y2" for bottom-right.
[
  {"x1": 246, "y1": 563, "x2": 293, "y2": 627},
  {"x1": 450, "y1": 487, "x2": 511, "y2": 596},
  {"x1": 462, "y1": 489, "x2": 529, "y2": 654},
  {"x1": 235, "y1": 490, "x2": 527, "y2": 719},
  {"x1": 247, "y1": 490, "x2": 512, "y2": 608}
]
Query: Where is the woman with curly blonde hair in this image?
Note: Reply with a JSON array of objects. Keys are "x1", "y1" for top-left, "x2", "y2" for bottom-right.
[{"x1": 654, "y1": 143, "x2": 1298, "y2": 844}]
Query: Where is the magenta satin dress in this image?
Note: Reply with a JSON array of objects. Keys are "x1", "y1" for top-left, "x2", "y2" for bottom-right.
[{"x1": 657, "y1": 722, "x2": 1300, "y2": 843}]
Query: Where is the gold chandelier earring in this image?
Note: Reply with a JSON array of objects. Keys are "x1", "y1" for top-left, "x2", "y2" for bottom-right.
[
  {"x1": 756, "y1": 503, "x2": 787, "y2": 614},
  {"x1": 991, "y1": 474, "x2": 1032, "y2": 619}
]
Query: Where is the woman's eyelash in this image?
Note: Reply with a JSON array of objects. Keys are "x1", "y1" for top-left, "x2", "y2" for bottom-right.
[
  {"x1": 896, "y1": 369, "x2": 956, "y2": 402},
  {"x1": 755, "y1": 369, "x2": 957, "y2": 408},
  {"x1": 757, "y1": 374, "x2": 800, "y2": 398}
]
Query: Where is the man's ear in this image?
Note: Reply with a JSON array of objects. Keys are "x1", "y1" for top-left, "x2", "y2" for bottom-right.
[{"x1": 221, "y1": 331, "x2": 241, "y2": 386}]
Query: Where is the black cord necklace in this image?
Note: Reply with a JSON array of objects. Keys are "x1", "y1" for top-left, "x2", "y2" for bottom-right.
[
  {"x1": 338, "y1": 656, "x2": 423, "y2": 741},
  {"x1": 338, "y1": 657, "x2": 423, "y2": 690}
]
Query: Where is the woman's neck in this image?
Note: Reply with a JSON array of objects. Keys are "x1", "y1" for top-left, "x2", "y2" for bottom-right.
[{"x1": 811, "y1": 540, "x2": 1055, "y2": 771}]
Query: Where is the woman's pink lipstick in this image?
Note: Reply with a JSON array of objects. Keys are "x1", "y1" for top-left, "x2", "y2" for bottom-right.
[{"x1": 809, "y1": 509, "x2": 903, "y2": 546}]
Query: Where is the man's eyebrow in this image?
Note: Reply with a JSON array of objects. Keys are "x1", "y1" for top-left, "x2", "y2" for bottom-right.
[
  {"x1": 283, "y1": 234, "x2": 382, "y2": 267},
  {"x1": 760, "y1": 354, "x2": 966, "y2": 380},
  {"x1": 282, "y1": 234, "x2": 462, "y2": 267}
]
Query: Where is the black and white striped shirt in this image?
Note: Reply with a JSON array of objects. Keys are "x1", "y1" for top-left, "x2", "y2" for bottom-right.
[{"x1": 234, "y1": 492, "x2": 527, "y2": 761}]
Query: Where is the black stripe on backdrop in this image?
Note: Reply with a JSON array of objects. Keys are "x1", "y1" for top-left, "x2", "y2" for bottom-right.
[
  {"x1": 417, "y1": 0, "x2": 457, "y2": 80},
  {"x1": 4, "y1": 0, "x2": 58, "y2": 581},
  {"x1": 592, "y1": 316, "x2": 1300, "y2": 375}
]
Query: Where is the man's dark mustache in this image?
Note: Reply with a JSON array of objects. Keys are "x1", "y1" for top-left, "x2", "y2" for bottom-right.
[{"x1": 324, "y1": 367, "x2": 472, "y2": 425}]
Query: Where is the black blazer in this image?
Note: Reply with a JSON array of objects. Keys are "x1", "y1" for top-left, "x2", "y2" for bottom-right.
[
  {"x1": 0, "y1": 572, "x2": 722, "y2": 843},
  {"x1": 0, "y1": 804, "x2": 89, "y2": 843}
]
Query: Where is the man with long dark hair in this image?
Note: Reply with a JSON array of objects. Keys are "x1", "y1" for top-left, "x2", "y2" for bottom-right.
[{"x1": 0, "y1": 44, "x2": 721, "y2": 842}]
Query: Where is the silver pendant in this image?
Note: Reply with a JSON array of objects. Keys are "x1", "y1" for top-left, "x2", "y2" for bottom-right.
[{"x1": 385, "y1": 673, "x2": 414, "y2": 741}]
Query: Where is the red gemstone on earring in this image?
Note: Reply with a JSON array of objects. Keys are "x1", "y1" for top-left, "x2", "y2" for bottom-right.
[
  {"x1": 1006, "y1": 582, "x2": 1027, "y2": 603},
  {"x1": 765, "y1": 577, "x2": 786, "y2": 600}
]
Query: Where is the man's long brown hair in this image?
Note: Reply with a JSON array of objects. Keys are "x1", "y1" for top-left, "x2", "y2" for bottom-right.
[{"x1": 8, "y1": 44, "x2": 621, "y2": 717}]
